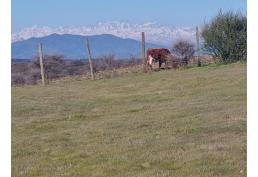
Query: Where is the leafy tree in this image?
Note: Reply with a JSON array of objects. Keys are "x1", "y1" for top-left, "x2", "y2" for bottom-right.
[{"x1": 202, "y1": 10, "x2": 247, "y2": 63}]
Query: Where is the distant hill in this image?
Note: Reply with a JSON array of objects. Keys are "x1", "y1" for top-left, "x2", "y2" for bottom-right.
[
  {"x1": 11, "y1": 22, "x2": 196, "y2": 45},
  {"x1": 11, "y1": 34, "x2": 163, "y2": 59}
]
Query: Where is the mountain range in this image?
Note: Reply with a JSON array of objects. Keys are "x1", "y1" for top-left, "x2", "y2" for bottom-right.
[
  {"x1": 12, "y1": 21, "x2": 197, "y2": 46},
  {"x1": 11, "y1": 33, "x2": 163, "y2": 59}
]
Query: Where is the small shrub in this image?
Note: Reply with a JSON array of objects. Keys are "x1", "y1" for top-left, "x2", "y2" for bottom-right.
[
  {"x1": 11, "y1": 73, "x2": 26, "y2": 85},
  {"x1": 33, "y1": 55, "x2": 67, "y2": 80},
  {"x1": 172, "y1": 40, "x2": 195, "y2": 66}
]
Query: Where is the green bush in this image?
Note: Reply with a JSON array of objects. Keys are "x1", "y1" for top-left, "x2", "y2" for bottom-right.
[{"x1": 202, "y1": 10, "x2": 247, "y2": 63}]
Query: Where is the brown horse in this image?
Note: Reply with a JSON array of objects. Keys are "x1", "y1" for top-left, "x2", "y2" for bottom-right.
[{"x1": 147, "y1": 48, "x2": 171, "y2": 70}]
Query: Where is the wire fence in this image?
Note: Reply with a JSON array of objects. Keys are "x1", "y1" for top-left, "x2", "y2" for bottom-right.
[
  {"x1": 11, "y1": 54, "x2": 143, "y2": 85},
  {"x1": 11, "y1": 54, "x2": 215, "y2": 86}
]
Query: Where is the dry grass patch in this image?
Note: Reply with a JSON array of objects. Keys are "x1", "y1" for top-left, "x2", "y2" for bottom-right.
[{"x1": 12, "y1": 62, "x2": 246, "y2": 177}]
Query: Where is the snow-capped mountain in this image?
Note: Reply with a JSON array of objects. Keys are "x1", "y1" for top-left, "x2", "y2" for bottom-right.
[
  {"x1": 12, "y1": 34, "x2": 163, "y2": 59},
  {"x1": 12, "y1": 21, "x2": 196, "y2": 46}
]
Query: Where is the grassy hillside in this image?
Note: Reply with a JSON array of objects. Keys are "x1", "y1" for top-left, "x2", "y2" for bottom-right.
[{"x1": 12, "y1": 63, "x2": 246, "y2": 177}]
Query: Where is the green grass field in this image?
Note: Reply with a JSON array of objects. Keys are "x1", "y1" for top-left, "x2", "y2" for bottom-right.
[{"x1": 12, "y1": 63, "x2": 247, "y2": 177}]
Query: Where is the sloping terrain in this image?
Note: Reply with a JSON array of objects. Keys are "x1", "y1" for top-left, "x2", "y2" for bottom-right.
[{"x1": 12, "y1": 63, "x2": 246, "y2": 177}]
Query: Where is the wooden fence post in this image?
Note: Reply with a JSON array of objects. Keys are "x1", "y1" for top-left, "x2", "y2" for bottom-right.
[
  {"x1": 196, "y1": 26, "x2": 201, "y2": 67},
  {"x1": 141, "y1": 32, "x2": 146, "y2": 71},
  {"x1": 38, "y1": 43, "x2": 45, "y2": 86},
  {"x1": 86, "y1": 38, "x2": 94, "y2": 80}
]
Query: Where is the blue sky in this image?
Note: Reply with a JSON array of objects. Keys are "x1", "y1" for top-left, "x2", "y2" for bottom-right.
[{"x1": 12, "y1": 0, "x2": 246, "y2": 32}]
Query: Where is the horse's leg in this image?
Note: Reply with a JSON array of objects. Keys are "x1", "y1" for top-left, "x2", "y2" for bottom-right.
[
  {"x1": 147, "y1": 63, "x2": 152, "y2": 71},
  {"x1": 146, "y1": 61, "x2": 152, "y2": 71},
  {"x1": 149, "y1": 55, "x2": 154, "y2": 71}
]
